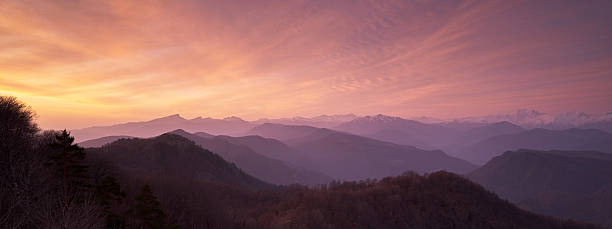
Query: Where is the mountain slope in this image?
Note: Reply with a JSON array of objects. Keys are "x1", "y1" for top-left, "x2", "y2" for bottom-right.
[
  {"x1": 71, "y1": 114, "x2": 254, "y2": 142},
  {"x1": 169, "y1": 130, "x2": 331, "y2": 185},
  {"x1": 86, "y1": 133, "x2": 269, "y2": 188},
  {"x1": 458, "y1": 128, "x2": 612, "y2": 165},
  {"x1": 468, "y1": 149, "x2": 612, "y2": 227},
  {"x1": 212, "y1": 134, "x2": 296, "y2": 162},
  {"x1": 247, "y1": 123, "x2": 321, "y2": 141},
  {"x1": 249, "y1": 123, "x2": 476, "y2": 180},
  {"x1": 365, "y1": 129, "x2": 436, "y2": 150}
]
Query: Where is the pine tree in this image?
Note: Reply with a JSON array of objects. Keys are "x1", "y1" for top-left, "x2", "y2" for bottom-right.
[
  {"x1": 134, "y1": 184, "x2": 167, "y2": 229},
  {"x1": 47, "y1": 130, "x2": 90, "y2": 190},
  {"x1": 46, "y1": 129, "x2": 91, "y2": 209}
]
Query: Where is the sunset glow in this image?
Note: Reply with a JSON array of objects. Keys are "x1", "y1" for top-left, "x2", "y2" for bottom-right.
[{"x1": 1, "y1": 0, "x2": 611, "y2": 129}]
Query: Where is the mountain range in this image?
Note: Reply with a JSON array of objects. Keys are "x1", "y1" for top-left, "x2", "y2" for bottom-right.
[
  {"x1": 449, "y1": 110, "x2": 612, "y2": 130},
  {"x1": 70, "y1": 110, "x2": 612, "y2": 143}
]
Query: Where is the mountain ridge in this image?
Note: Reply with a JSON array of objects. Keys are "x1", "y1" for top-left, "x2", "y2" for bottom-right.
[{"x1": 468, "y1": 149, "x2": 612, "y2": 227}]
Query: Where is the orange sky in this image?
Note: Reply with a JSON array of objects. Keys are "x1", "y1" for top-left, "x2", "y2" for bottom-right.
[{"x1": 1, "y1": 0, "x2": 612, "y2": 129}]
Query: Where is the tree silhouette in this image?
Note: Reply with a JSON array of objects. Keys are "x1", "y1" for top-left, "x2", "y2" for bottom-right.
[
  {"x1": 48, "y1": 130, "x2": 90, "y2": 193},
  {"x1": 0, "y1": 96, "x2": 42, "y2": 227}
]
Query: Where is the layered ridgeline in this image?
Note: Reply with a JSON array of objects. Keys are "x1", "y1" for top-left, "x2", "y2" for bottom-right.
[
  {"x1": 0, "y1": 96, "x2": 603, "y2": 228},
  {"x1": 86, "y1": 133, "x2": 270, "y2": 189},
  {"x1": 211, "y1": 134, "x2": 296, "y2": 162},
  {"x1": 469, "y1": 149, "x2": 612, "y2": 227},
  {"x1": 248, "y1": 123, "x2": 476, "y2": 180},
  {"x1": 168, "y1": 129, "x2": 332, "y2": 185},
  {"x1": 458, "y1": 128, "x2": 612, "y2": 165}
]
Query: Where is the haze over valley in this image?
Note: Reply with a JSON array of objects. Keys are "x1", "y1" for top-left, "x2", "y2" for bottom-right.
[{"x1": 2, "y1": 0, "x2": 612, "y2": 228}]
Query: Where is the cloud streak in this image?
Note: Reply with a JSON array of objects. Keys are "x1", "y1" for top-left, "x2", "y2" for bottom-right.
[{"x1": 1, "y1": 0, "x2": 611, "y2": 129}]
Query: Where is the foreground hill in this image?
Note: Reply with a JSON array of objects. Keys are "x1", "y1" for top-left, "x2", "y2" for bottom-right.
[
  {"x1": 458, "y1": 128, "x2": 612, "y2": 165},
  {"x1": 249, "y1": 123, "x2": 476, "y2": 180},
  {"x1": 469, "y1": 149, "x2": 612, "y2": 227},
  {"x1": 243, "y1": 171, "x2": 598, "y2": 229},
  {"x1": 86, "y1": 133, "x2": 269, "y2": 188},
  {"x1": 169, "y1": 130, "x2": 332, "y2": 185},
  {"x1": 71, "y1": 114, "x2": 254, "y2": 142}
]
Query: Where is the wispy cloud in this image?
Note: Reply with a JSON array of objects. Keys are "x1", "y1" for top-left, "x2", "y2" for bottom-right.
[{"x1": 1, "y1": 0, "x2": 611, "y2": 129}]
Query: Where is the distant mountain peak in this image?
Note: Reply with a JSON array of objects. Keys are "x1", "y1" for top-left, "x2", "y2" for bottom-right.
[
  {"x1": 223, "y1": 116, "x2": 245, "y2": 122},
  {"x1": 151, "y1": 114, "x2": 186, "y2": 122}
]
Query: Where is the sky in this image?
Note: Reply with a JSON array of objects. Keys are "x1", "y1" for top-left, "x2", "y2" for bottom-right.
[{"x1": 1, "y1": 0, "x2": 612, "y2": 129}]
